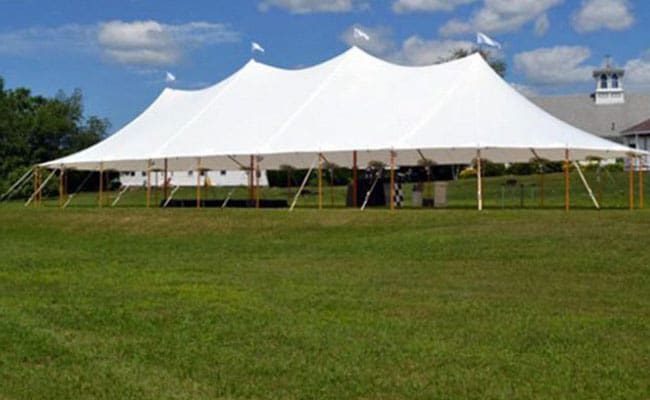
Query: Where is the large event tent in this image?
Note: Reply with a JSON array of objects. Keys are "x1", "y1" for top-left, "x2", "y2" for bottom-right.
[{"x1": 42, "y1": 47, "x2": 642, "y2": 173}]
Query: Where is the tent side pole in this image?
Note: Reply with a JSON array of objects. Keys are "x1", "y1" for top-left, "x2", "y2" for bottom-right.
[
  {"x1": 540, "y1": 163, "x2": 545, "y2": 208},
  {"x1": 352, "y1": 151, "x2": 358, "y2": 208},
  {"x1": 318, "y1": 153, "x2": 323, "y2": 210},
  {"x1": 629, "y1": 156, "x2": 635, "y2": 211},
  {"x1": 249, "y1": 155, "x2": 254, "y2": 203},
  {"x1": 255, "y1": 158, "x2": 260, "y2": 209},
  {"x1": 25, "y1": 168, "x2": 55, "y2": 208},
  {"x1": 146, "y1": 160, "x2": 152, "y2": 208},
  {"x1": 390, "y1": 151, "x2": 396, "y2": 211},
  {"x1": 564, "y1": 149, "x2": 570, "y2": 212},
  {"x1": 99, "y1": 163, "x2": 104, "y2": 209},
  {"x1": 106, "y1": 169, "x2": 111, "y2": 207},
  {"x1": 58, "y1": 168, "x2": 64, "y2": 208},
  {"x1": 163, "y1": 158, "x2": 169, "y2": 201},
  {"x1": 638, "y1": 159, "x2": 644, "y2": 210},
  {"x1": 476, "y1": 149, "x2": 483, "y2": 211},
  {"x1": 196, "y1": 157, "x2": 201, "y2": 209}
]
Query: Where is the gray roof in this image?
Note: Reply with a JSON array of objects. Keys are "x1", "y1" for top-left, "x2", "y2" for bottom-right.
[{"x1": 528, "y1": 93, "x2": 650, "y2": 140}]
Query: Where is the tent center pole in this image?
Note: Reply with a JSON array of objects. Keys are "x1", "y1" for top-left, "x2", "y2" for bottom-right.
[
  {"x1": 318, "y1": 153, "x2": 323, "y2": 210},
  {"x1": 476, "y1": 149, "x2": 483, "y2": 211},
  {"x1": 352, "y1": 151, "x2": 358, "y2": 208},
  {"x1": 564, "y1": 150, "x2": 570, "y2": 212},
  {"x1": 146, "y1": 160, "x2": 152, "y2": 208}
]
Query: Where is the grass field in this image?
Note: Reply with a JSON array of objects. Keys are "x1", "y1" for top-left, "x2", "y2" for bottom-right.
[{"x1": 1, "y1": 172, "x2": 649, "y2": 399}]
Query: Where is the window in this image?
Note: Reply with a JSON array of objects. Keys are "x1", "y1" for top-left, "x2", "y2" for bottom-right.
[
  {"x1": 200, "y1": 171, "x2": 205, "y2": 176},
  {"x1": 612, "y1": 74, "x2": 619, "y2": 89},
  {"x1": 188, "y1": 171, "x2": 193, "y2": 176},
  {"x1": 600, "y1": 74, "x2": 608, "y2": 89},
  {"x1": 141, "y1": 171, "x2": 146, "y2": 177},
  {"x1": 221, "y1": 170, "x2": 227, "y2": 176}
]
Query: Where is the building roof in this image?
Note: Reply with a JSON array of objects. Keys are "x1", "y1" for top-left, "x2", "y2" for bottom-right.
[
  {"x1": 529, "y1": 93, "x2": 650, "y2": 140},
  {"x1": 621, "y1": 118, "x2": 650, "y2": 135}
]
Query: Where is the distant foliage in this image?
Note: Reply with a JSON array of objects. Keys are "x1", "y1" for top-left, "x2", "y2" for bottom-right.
[
  {"x1": 442, "y1": 48, "x2": 507, "y2": 77},
  {"x1": 0, "y1": 76, "x2": 109, "y2": 193}
]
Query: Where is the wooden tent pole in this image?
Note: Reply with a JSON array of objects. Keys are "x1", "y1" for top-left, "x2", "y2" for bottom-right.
[
  {"x1": 318, "y1": 153, "x2": 323, "y2": 210},
  {"x1": 196, "y1": 157, "x2": 201, "y2": 209},
  {"x1": 146, "y1": 160, "x2": 152, "y2": 208},
  {"x1": 106, "y1": 169, "x2": 111, "y2": 207},
  {"x1": 58, "y1": 168, "x2": 64, "y2": 208},
  {"x1": 629, "y1": 156, "x2": 635, "y2": 211},
  {"x1": 249, "y1": 155, "x2": 254, "y2": 203},
  {"x1": 352, "y1": 151, "x2": 358, "y2": 208},
  {"x1": 390, "y1": 150, "x2": 396, "y2": 211},
  {"x1": 476, "y1": 149, "x2": 483, "y2": 211},
  {"x1": 255, "y1": 157, "x2": 260, "y2": 209},
  {"x1": 564, "y1": 149, "x2": 570, "y2": 212},
  {"x1": 638, "y1": 159, "x2": 644, "y2": 210},
  {"x1": 99, "y1": 163, "x2": 104, "y2": 208},
  {"x1": 540, "y1": 163, "x2": 545, "y2": 208},
  {"x1": 163, "y1": 158, "x2": 169, "y2": 201}
]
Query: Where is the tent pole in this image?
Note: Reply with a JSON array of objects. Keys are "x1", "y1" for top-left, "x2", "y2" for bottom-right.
[
  {"x1": 540, "y1": 163, "x2": 545, "y2": 208},
  {"x1": 476, "y1": 149, "x2": 483, "y2": 211},
  {"x1": 36, "y1": 168, "x2": 41, "y2": 207},
  {"x1": 25, "y1": 168, "x2": 56, "y2": 208},
  {"x1": 629, "y1": 156, "x2": 635, "y2": 211},
  {"x1": 99, "y1": 163, "x2": 104, "y2": 209},
  {"x1": 564, "y1": 149, "x2": 570, "y2": 212},
  {"x1": 106, "y1": 169, "x2": 111, "y2": 207},
  {"x1": 255, "y1": 158, "x2": 260, "y2": 209},
  {"x1": 352, "y1": 151, "x2": 358, "y2": 208},
  {"x1": 163, "y1": 158, "x2": 169, "y2": 201},
  {"x1": 597, "y1": 161, "x2": 603, "y2": 209},
  {"x1": 330, "y1": 165, "x2": 334, "y2": 208},
  {"x1": 390, "y1": 150, "x2": 396, "y2": 211},
  {"x1": 146, "y1": 160, "x2": 152, "y2": 208},
  {"x1": 289, "y1": 156, "x2": 318, "y2": 212},
  {"x1": 573, "y1": 161, "x2": 600, "y2": 209},
  {"x1": 58, "y1": 167, "x2": 64, "y2": 208},
  {"x1": 249, "y1": 155, "x2": 254, "y2": 203},
  {"x1": 318, "y1": 153, "x2": 323, "y2": 210},
  {"x1": 196, "y1": 157, "x2": 201, "y2": 209},
  {"x1": 1, "y1": 168, "x2": 33, "y2": 202},
  {"x1": 637, "y1": 159, "x2": 644, "y2": 210}
]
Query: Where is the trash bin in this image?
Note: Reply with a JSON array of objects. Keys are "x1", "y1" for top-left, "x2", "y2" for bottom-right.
[{"x1": 434, "y1": 182, "x2": 448, "y2": 208}]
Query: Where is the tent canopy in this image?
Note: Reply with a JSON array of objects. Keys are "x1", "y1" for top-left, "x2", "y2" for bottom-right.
[{"x1": 42, "y1": 47, "x2": 643, "y2": 171}]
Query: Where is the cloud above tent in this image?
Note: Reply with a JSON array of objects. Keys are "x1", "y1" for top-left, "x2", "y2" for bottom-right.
[
  {"x1": 0, "y1": 20, "x2": 240, "y2": 67},
  {"x1": 258, "y1": 0, "x2": 372, "y2": 14}
]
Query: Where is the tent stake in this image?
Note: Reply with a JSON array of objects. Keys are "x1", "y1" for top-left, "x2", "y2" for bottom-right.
[
  {"x1": 564, "y1": 149, "x2": 570, "y2": 212},
  {"x1": 289, "y1": 156, "x2": 318, "y2": 212},
  {"x1": 318, "y1": 153, "x2": 323, "y2": 210},
  {"x1": 390, "y1": 150, "x2": 396, "y2": 211},
  {"x1": 476, "y1": 149, "x2": 483, "y2": 211},
  {"x1": 629, "y1": 156, "x2": 635, "y2": 211},
  {"x1": 352, "y1": 151, "x2": 358, "y2": 208}
]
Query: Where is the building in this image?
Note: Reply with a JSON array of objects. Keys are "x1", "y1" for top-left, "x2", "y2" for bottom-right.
[
  {"x1": 529, "y1": 60, "x2": 650, "y2": 160},
  {"x1": 119, "y1": 170, "x2": 268, "y2": 188}
]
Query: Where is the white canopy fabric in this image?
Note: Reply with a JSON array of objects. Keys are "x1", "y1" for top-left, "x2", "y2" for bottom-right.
[{"x1": 42, "y1": 47, "x2": 643, "y2": 171}]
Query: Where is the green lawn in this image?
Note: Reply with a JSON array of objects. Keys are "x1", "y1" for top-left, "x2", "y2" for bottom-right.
[{"x1": 1, "y1": 172, "x2": 649, "y2": 399}]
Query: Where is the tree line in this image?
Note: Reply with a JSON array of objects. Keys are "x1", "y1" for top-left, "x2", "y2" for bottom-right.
[{"x1": 0, "y1": 76, "x2": 109, "y2": 195}]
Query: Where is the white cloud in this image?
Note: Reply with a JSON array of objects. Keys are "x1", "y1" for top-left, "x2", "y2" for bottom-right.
[
  {"x1": 392, "y1": 0, "x2": 478, "y2": 13},
  {"x1": 98, "y1": 21, "x2": 239, "y2": 66},
  {"x1": 341, "y1": 24, "x2": 474, "y2": 66},
  {"x1": 258, "y1": 0, "x2": 371, "y2": 13},
  {"x1": 624, "y1": 52, "x2": 650, "y2": 90},
  {"x1": 510, "y1": 82, "x2": 538, "y2": 97},
  {"x1": 514, "y1": 46, "x2": 594, "y2": 85},
  {"x1": 0, "y1": 20, "x2": 239, "y2": 66},
  {"x1": 573, "y1": 0, "x2": 634, "y2": 33},
  {"x1": 440, "y1": 0, "x2": 563, "y2": 36}
]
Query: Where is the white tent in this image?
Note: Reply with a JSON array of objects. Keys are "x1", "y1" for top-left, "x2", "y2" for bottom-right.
[{"x1": 42, "y1": 47, "x2": 642, "y2": 172}]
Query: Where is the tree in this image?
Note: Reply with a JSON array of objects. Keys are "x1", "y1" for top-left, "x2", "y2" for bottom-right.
[
  {"x1": 0, "y1": 78, "x2": 110, "y2": 194},
  {"x1": 442, "y1": 48, "x2": 507, "y2": 77}
]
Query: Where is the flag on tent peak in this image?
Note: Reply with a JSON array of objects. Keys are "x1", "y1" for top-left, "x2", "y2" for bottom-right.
[
  {"x1": 476, "y1": 32, "x2": 501, "y2": 49},
  {"x1": 251, "y1": 41, "x2": 265, "y2": 54}
]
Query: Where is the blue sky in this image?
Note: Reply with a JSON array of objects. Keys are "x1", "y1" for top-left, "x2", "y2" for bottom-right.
[{"x1": 1, "y1": 0, "x2": 648, "y2": 132}]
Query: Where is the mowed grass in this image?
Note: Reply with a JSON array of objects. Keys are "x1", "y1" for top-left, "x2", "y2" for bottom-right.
[{"x1": 1, "y1": 203, "x2": 649, "y2": 399}]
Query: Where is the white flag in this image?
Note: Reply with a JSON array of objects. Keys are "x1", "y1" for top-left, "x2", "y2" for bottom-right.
[
  {"x1": 251, "y1": 41, "x2": 265, "y2": 53},
  {"x1": 476, "y1": 32, "x2": 501, "y2": 49},
  {"x1": 353, "y1": 27, "x2": 370, "y2": 41},
  {"x1": 165, "y1": 72, "x2": 176, "y2": 83}
]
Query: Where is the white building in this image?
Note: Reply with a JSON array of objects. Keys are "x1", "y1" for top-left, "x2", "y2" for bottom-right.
[{"x1": 119, "y1": 170, "x2": 268, "y2": 188}]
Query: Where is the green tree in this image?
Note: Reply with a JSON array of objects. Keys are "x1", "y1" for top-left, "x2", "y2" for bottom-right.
[{"x1": 443, "y1": 48, "x2": 507, "y2": 77}]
